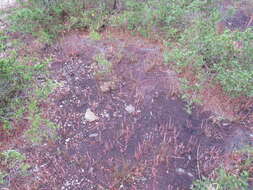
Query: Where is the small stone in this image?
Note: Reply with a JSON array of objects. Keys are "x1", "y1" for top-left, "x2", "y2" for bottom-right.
[
  {"x1": 222, "y1": 122, "x2": 230, "y2": 126},
  {"x1": 85, "y1": 109, "x2": 99, "y2": 122},
  {"x1": 88, "y1": 167, "x2": 94, "y2": 174},
  {"x1": 33, "y1": 165, "x2": 39, "y2": 172},
  {"x1": 125, "y1": 104, "x2": 135, "y2": 114},
  {"x1": 119, "y1": 184, "x2": 124, "y2": 188},
  {"x1": 102, "y1": 110, "x2": 110, "y2": 118},
  {"x1": 89, "y1": 133, "x2": 98, "y2": 138},
  {"x1": 138, "y1": 177, "x2": 147, "y2": 181},
  {"x1": 100, "y1": 81, "x2": 116, "y2": 93},
  {"x1": 6, "y1": 42, "x2": 12, "y2": 48},
  {"x1": 176, "y1": 168, "x2": 186, "y2": 175}
]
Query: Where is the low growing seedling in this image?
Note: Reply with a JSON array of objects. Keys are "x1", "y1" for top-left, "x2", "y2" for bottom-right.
[
  {"x1": 25, "y1": 99, "x2": 59, "y2": 144},
  {"x1": 0, "y1": 150, "x2": 30, "y2": 185},
  {"x1": 34, "y1": 79, "x2": 60, "y2": 100},
  {"x1": 1, "y1": 150, "x2": 26, "y2": 165},
  {"x1": 179, "y1": 78, "x2": 202, "y2": 114},
  {"x1": 93, "y1": 53, "x2": 113, "y2": 79},
  {"x1": 89, "y1": 30, "x2": 101, "y2": 41},
  {"x1": 0, "y1": 171, "x2": 7, "y2": 184}
]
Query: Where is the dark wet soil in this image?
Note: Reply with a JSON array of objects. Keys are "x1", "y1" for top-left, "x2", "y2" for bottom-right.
[{"x1": 6, "y1": 30, "x2": 251, "y2": 190}]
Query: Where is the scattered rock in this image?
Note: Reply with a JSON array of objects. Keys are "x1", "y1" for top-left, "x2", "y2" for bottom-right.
[
  {"x1": 85, "y1": 109, "x2": 99, "y2": 122},
  {"x1": 125, "y1": 104, "x2": 135, "y2": 114},
  {"x1": 100, "y1": 81, "x2": 117, "y2": 93}
]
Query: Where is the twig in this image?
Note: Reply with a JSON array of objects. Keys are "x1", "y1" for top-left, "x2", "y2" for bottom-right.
[
  {"x1": 197, "y1": 144, "x2": 201, "y2": 179},
  {"x1": 0, "y1": 18, "x2": 9, "y2": 27}
]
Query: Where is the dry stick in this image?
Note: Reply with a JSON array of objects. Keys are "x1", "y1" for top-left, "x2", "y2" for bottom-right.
[
  {"x1": 197, "y1": 144, "x2": 201, "y2": 179},
  {"x1": 113, "y1": 0, "x2": 117, "y2": 10},
  {"x1": 0, "y1": 18, "x2": 9, "y2": 27},
  {"x1": 246, "y1": 15, "x2": 253, "y2": 27}
]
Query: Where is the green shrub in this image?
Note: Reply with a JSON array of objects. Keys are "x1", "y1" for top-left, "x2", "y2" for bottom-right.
[
  {"x1": 5, "y1": 0, "x2": 112, "y2": 42},
  {"x1": 110, "y1": 0, "x2": 220, "y2": 39},
  {"x1": 0, "y1": 49, "x2": 45, "y2": 123},
  {"x1": 110, "y1": 0, "x2": 188, "y2": 38},
  {"x1": 6, "y1": 0, "x2": 219, "y2": 41},
  {"x1": 0, "y1": 34, "x2": 54, "y2": 131},
  {"x1": 0, "y1": 54, "x2": 27, "y2": 121},
  {"x1": 165, "y1": 12, "x2": 253, "y2": 97}
]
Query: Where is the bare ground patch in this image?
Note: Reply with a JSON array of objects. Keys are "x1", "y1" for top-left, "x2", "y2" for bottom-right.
[{"x1": 1, "y1": 30, "x2": 252, "y2": 190}]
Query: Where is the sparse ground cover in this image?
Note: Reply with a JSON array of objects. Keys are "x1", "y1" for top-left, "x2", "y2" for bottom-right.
[{"x1": 0, "y1": 0, "x2": 252, "y2": 189}]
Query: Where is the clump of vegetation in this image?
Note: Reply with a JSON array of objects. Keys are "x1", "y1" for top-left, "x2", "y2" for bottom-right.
[
  {"x1": 0, "y1": 55, "x2": 25, "y2": 118},
  {"x1": 0, "y1": 35, "x2": 32, "y2": 127},
  {"x1": 93, "y1": 53, "x2": 112, "y2": 78},
  {"x1": 166, "y1": 14, "x2": 253, "y2": 97},
  {"x1": 5, "y1": 0, "x2": 213, "y2": 41},
  {"x1": 110, "y1": 0, "x2": 191, "y2": 38},
  {"x1": 0, "y1": 35, "x2": 55, "y2": 132},
  {"x1": 25, "y1": 99, "x2": 59, "y2": 144},
  {"x1": 193, "y1": 146, "x2": 253, "y2": 190},
  {"x1": 192, "y1": 168, "x2": 249, "y2": 190},
  {"x1": 0, "y1": 150, "x2": 30, "y2": 185},
  {"x1": 0, "y1": 23, "x2": 58, "y2": 190},
  {"x1": 0, "y1": 2, "x2": 62, "y2": 186},
  {"x1": 4, "y1": 0, "x2": 112, "y2": 42},
  {"x1": 89, "y1": 30, "x2": 102, "y2": 40},
  {"x1": 0, "y1": 33, "x2": 58, "y2": 149}
]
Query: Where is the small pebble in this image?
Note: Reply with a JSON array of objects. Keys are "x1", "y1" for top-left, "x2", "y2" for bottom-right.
[
  {"x1": 125, "y1": 104, "x2": 135, "y2": 114},
  {"x1": 85, "y1": 108, "x2": 99, "y2": 122}
]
